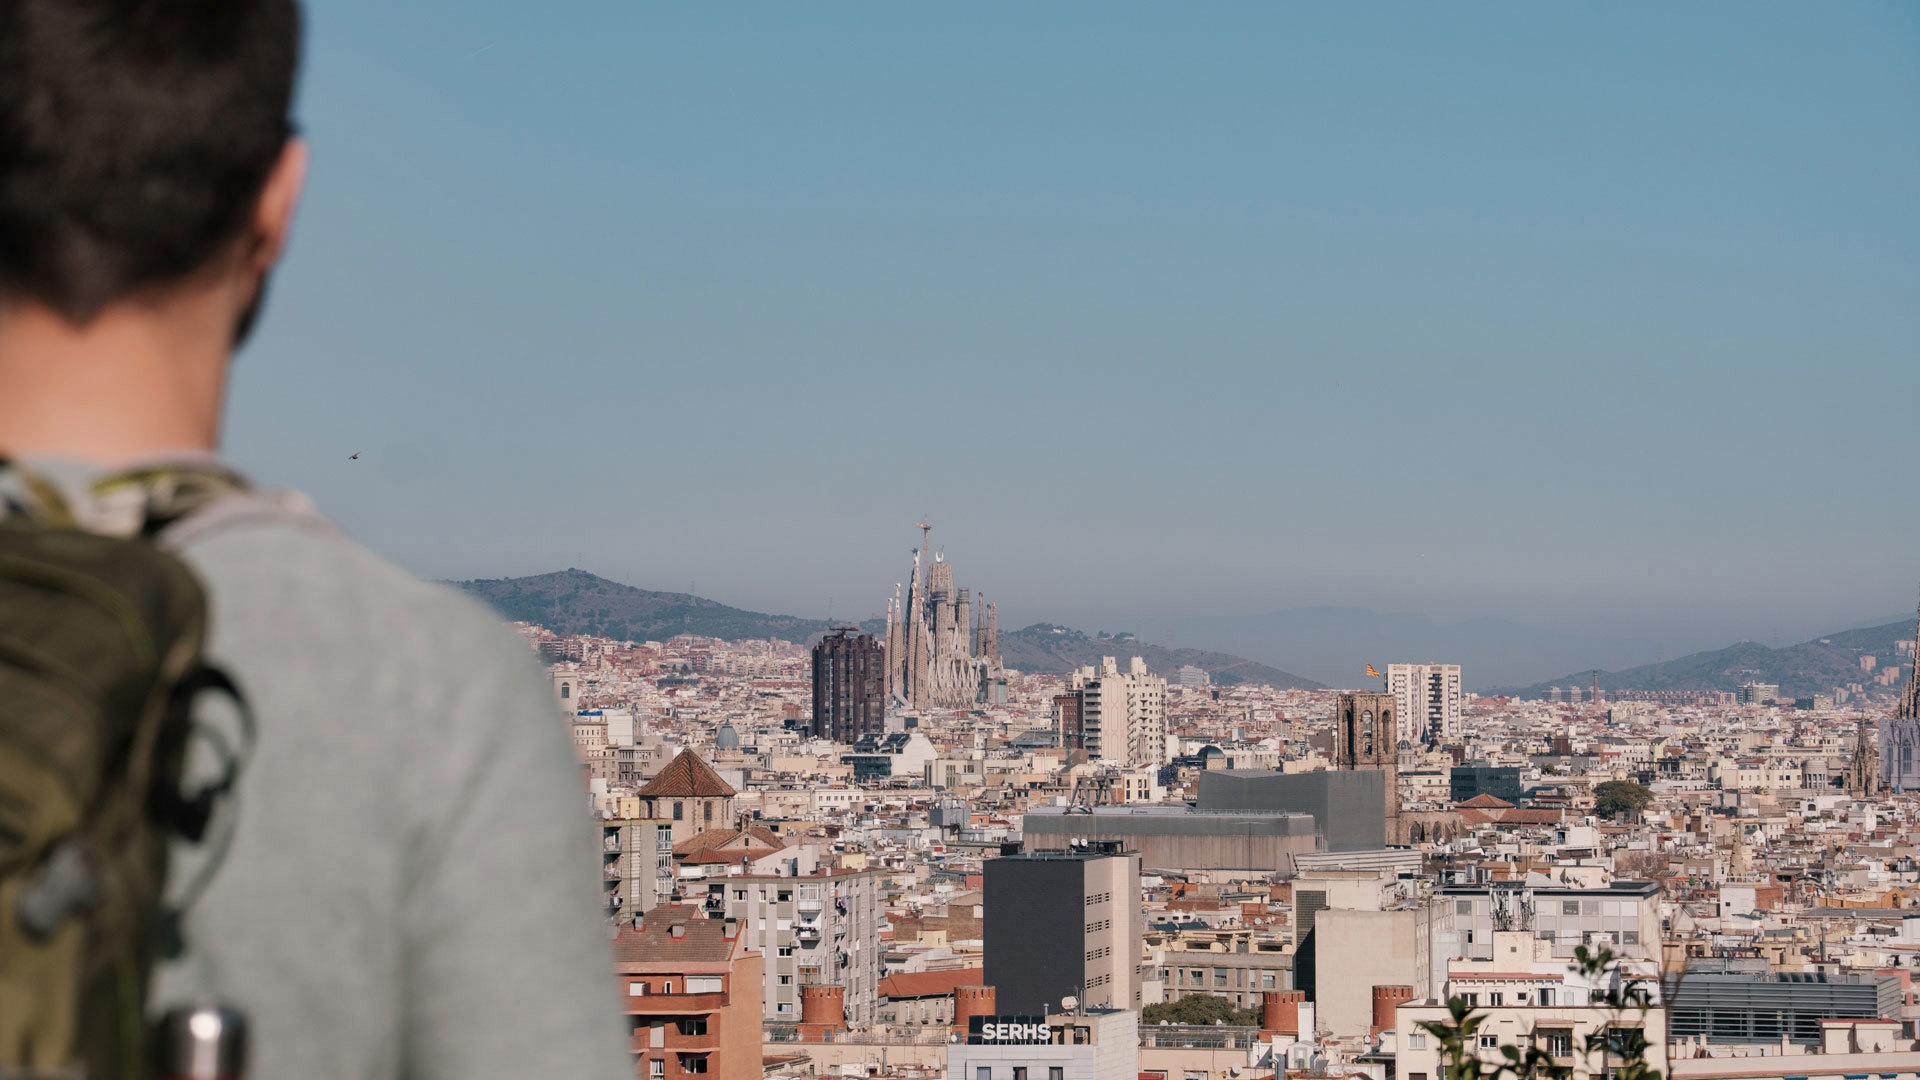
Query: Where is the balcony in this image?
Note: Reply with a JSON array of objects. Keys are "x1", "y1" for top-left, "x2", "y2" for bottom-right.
[
  {"x1": 623, "y1": 992, "x2": 729, "y2": 1016},
  {"x1": 604, "y1": 866, "x2": 623, "y2": 881},
  {"x1": 628, "y1": 1026, "x2": 723, "y2": 1054}
]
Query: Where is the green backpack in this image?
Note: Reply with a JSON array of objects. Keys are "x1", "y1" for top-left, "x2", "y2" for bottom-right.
[{"x1": 0, "y1": 475, "x2": 251, "y2": 1079}]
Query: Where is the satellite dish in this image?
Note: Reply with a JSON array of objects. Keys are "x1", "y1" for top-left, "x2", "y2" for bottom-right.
[{"x1": 1059, "y1": 995, "x2": 1078, "y2": 1012}]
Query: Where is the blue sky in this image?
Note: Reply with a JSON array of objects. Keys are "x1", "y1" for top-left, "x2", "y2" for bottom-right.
[{"x1": 227, "y1": 2, "x2": 1919, "y2": 674}]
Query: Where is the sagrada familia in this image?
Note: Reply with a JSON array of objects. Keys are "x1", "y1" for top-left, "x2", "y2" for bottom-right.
[
  {"x1": 883, "y1": 520, "x2": 1004, "y2": 711},
  {"x1": 1875, "y1": 601, "x2": 1920, "y2": 792}
]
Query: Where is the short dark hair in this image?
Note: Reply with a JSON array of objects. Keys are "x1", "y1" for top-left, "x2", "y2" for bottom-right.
[{"x1": 0, "y1": 0, "x2": 301, "y2": 323}]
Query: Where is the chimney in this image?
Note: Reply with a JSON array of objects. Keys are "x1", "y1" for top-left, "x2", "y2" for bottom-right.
[
  {"x1": 669, "y1": 923, "x2": 686, "y2": 939},
  {"x1": 1371, "y1": 985, "x2": 1416, "y2": 1036},
  {"x1": 796, "y1": 984, "x2": 847, "y2": 1042},
  {"x1": 953, "y1": 985, "x2": 997, "y2": 1034},
  {"x1": 723, "y1": 918, "x2": 739, "y2": 941},
  {"x1": 1260, "y1": 990, "x2": 1305, "y2": 1038}
]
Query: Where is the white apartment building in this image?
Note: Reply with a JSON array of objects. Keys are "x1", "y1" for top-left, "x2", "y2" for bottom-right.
[
  {"x1": 706, "y1": 867, "x2": 885, "y2": 1027},
  {"x1": 1068, "y1": 656, "x2": 1168, "y2": 769},
  {"x1": 1397, "y1": 999, "x2": 1667, "y2": 1080},
  {"x1": 1387, "y1": 663, "x2": 1463, "y2": 745},
  {"x1": 1397, "y1": 931, "x2": 1666, "y2": 1080},
  {"x1": 1423, "y1": 881, "x2": 1661, "y2": 1003}
]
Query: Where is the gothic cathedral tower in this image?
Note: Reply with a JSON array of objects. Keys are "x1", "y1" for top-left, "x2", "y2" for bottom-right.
[{"x1": 1336, "y1": 691, "x2": 1403, "y2": 843}]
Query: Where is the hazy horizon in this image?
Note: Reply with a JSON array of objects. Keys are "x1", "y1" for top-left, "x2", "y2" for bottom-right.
[{"x1": 226, "y1": 3, "x2": 1918, "y2": 676}]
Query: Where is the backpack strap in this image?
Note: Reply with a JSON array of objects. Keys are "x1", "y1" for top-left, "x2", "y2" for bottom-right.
[
  {"x1": 152, "y1": 487, "x2": 333, "y2": 550},
  {"x1": 0, "y1": 457, "x2": 332, "y2": 546}
]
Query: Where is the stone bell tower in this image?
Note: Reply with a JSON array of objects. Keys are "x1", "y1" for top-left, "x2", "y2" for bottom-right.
[{"x1": 1336, "y1": 691, "x2": 1402, "y2": 843}]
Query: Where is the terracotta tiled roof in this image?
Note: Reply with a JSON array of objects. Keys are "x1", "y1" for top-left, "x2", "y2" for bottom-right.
[
  {"x1": 1457, "y1": 794, "x2": 1516, "y2": 809},
  {"x1": 638, "y1": 749, "x2": 736, "y2": 798},
  {"x1": 613, "y1": 904, "x2": 740, "y2": 963},
  {"x1": 679, "y1": 846, "x2": 780, "y2": 867},
  {"x1": 673, "y1": 826, "x2": 787, "y2": 857},
  {"x1": 878, "y1": 967, "x2": 986, "y2": 1000}
]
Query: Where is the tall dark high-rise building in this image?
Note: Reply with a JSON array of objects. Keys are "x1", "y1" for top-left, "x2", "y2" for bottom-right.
[
  {"x1": 983, "y1": 843, "x2": 1143, "y2": 1015},
  {"x1": 810, "y1": 629, "x2": 886, "y2": 743}
]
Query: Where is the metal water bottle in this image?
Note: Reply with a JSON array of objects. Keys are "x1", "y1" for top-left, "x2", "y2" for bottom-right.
[{"x1": 156, "y1": 1001, "x2": 248, "y2": 1080}]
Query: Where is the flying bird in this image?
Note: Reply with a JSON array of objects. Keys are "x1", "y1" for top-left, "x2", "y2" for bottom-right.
[{"x1": 348, "y1": 452, "x2": 361, "y2": 460}]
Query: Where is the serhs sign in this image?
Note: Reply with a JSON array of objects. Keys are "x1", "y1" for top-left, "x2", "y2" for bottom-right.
[{"x1": 967, "y1": 1015, "x2": 1051, "y2": 1045}]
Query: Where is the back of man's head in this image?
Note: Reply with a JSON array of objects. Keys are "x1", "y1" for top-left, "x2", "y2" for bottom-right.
[{"x1": 0, "y1": 0, "x2": 302, "y2": 325}]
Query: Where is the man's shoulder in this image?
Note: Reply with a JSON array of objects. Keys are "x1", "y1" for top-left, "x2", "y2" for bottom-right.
[{"x1": 170, "y1": 511, "x2": 526, "y2": 679}]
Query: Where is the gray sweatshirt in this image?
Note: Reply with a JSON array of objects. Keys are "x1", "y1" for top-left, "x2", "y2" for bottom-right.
[{"x1": 5, "y1": 461, "x2": 632, "y2": 1080}]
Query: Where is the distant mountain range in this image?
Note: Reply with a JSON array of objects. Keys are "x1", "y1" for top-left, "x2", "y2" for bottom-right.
[
  {"x1": 997, "y1": 624, "x2": 1320, "y2": 689},
  {"x1": 1127, "y1": 606, "x2": 1637, "y2": 689},
  {"x1": 457, "y1": 569, "x2": 837, "y2": 643},
  {"x1": 452, "y1": 570, "x2": 1318, "y2": 688},
  {"x1": 1504, "y1": 616, "x2": 1918, "y2": 701}
]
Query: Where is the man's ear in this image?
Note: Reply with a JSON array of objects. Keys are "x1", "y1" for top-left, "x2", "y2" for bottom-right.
[{"x1": 249, "y1": 138, "x2": 308, "y2": 275}]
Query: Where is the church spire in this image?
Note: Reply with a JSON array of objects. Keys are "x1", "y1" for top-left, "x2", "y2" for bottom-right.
[{"x1": 1900, "y1": 594, "x2": 1920, "y2": 721}]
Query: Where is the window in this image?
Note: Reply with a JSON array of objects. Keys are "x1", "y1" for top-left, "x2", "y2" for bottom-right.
[
  {"x1": 1457, "y1": 900, "x2": 1473, "y2": 915},
  {"x1": 776, "y1": 1002, "x2": 792, "y2": 1015},
  {"x1": 1622, "y1": 931, "x2": 1640, "y2": 945},
  {"x1": 779, "y1": 890, "x2": 792, "y2": 902},
  {"x1": 648, "y1": 1060, "x2": 663, "y2": 1080},
  {"x1": 1013, "y1": 1070, "x2": 1028, "y2": 1080},
  {"x1": 1489, "y1": 992, "x2": 1504, "y2": 1007},
  {"x1": 1409, "y1": 1074, "x2": 1428, "y2": 1080},
  {"x1": 676, "y1": 1054, "x2": 708, "y2": 1074},
  {"x1": 1538, "y1": 988, "x2": 1554, "y2": 1007},
  {"x1": 687, "y1": 977, "x2": 722, "y2": 994},
  {"x1": 1049, "y1": 1070, "x2": 1064, "y2": 1080},
  {"x1": 779, "y1": 975, "x2": 793, "y2": 985},
  {"x1": 1543, "y1": 1031, "x2": 1573, "y2": 1058},
  {"x1": 1563, "y1": 901, "x2": 1580, "y2": 915},
  {"x1": 778, "y1": 947, "x2": 794, "y2": 958},
  {"x1": 1479, "y1": 1034, "x2": 1499, "y2": 1050},
  {"x1": 661, "y1": 981, "x2": 674, "y2": 994},
  {"x1": 1408, "y1": 1033, "x2": 1428, "y2": 1050},
  {"x1": 673, "y1": 802, "x2": 683, "y2": 821},
  {"x1": 733, "y1": 889, "x2": 746, "y2": 900},
  {"x1": 976, "y1": 1069, "x2": 991, "y2": 1080},
  {"x1": 628, "y1": 981, "x2": 647, "y2": 996},
  {"x1": 677, "y1": 1018, "x2": 707, "y2": 1037}
]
